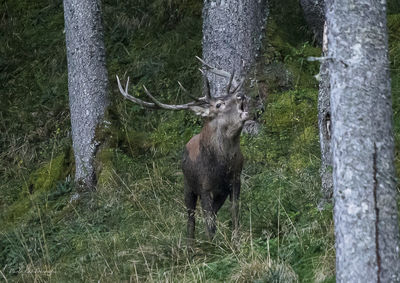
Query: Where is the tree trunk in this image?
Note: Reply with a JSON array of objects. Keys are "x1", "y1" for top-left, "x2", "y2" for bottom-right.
[
  {"x1": 326, "y1": 0, "x2": 400, "y2": 281},
  {"x1": 202, "y1": 0, "x2": 268, "y2": 134},
  {"x1": 63, "y1": 0, "x2": 109, "y2": 189},
  {"x1": 318, "y1": 22, "x2": 333, "y2": 208}
]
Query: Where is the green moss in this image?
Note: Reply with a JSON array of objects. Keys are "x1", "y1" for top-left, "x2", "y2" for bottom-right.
[
  {"x1": 2, "y1": 151, "x2": 71, "y2": 227},
  {"x1": 28, "y1": 152, "x2": 69, "y2": 193},
  {"x1": 96, "y1": 148, "x2": 114, "y2": 191},
  {"x1": 243, "y1": 88, "x2": 318, "y2": 171},
  {"x1": 289, "y1": 126, "x2": 319, "y2": 172},
  {"x1": 265, "y1": 89, "x2": 318, "y2": 132}
]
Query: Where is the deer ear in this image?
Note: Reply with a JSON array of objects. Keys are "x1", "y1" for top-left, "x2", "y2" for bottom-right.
[{"x1": 189, "y1": 106, "x2": 210, "y2": 117}]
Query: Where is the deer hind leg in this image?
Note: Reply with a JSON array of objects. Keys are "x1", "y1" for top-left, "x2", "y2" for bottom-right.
[
  {"x1": 200, "y1": 191, "x2": 216, "y2": 240},
  {"x1": 212, "y1": 193, "x2": 228, "y2": 214},
  {"x1": 184, "y1": 187, "x2": 197, "y2": 250}
]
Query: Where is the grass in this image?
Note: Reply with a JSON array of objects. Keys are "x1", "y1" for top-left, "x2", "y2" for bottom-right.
[
  {"x1": 0, "y1": 0, "x2": 399, "y2": 282},
  {"x1": 0, "y1": 158, "x2": 332, "y2": 282}
]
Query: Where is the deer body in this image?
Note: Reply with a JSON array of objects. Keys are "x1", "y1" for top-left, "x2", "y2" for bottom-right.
[
  {"x1": 182, "y1": 113, "x2": 246, "y2": 244},
  {"x1": 117, "y1": 59, "x2": 248, "y2": 249}
]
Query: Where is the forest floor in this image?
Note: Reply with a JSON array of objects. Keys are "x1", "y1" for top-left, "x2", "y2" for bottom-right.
[{"x1": 1, "y1": 0, "x2": 399, "y2": 282}]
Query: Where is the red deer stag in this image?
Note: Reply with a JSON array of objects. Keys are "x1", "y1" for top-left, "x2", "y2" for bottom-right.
[{"x1": 116, "y1": 61, "x2": 249, "y2": 248}]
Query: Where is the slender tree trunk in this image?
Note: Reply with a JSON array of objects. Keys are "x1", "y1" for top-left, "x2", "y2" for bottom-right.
[
  {"x1": 202, "y1": 0, "x2": 268, "y2": 134},
  {"x1": 318, "y1": 22, "x2": 333, "y2": 208},
  {"x1": 63, "y1": 0, "x2": 109, "y2": 189},
  {"x1": 326, "y1": 0, "x2": 400, "y2": 281}
]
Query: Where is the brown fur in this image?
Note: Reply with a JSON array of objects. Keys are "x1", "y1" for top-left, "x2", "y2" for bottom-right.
[
  {"x1": 182, "y1": 94, "x2": 248, "y2": 249},
  {"x1": 186, "y1": 134, "x2": 201, "y2": 161}
]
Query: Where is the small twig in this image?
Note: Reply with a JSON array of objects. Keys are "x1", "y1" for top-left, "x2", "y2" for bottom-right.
[
  {"x1": 307, "y1": 56, "x2": 334, "y2": 62},
  {"x1": 0, "y1": 269, "x2": 8, "y2": 283}
]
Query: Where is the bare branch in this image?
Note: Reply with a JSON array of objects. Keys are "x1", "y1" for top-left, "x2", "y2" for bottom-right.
[{"x1": 307, "y1": 56, "x2": 333, "y2": 62}]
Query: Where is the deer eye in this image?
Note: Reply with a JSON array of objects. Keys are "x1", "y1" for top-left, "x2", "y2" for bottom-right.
[{"x1": 216, "y1": 103, "x2": 222, "y2": 108}]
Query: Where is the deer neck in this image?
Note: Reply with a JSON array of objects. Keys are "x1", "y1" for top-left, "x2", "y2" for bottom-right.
[{"x1": 199, "y1": 121, "x2": 241, "y2": 159}]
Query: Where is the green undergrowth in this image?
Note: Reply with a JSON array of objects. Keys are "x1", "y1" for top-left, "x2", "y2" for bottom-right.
[
  {"x1": 1, "y1": 149, "x2": 73, "y2": 228},
  {"x1": 1, "y1": 0, "x2": 399, "y2": 282}
]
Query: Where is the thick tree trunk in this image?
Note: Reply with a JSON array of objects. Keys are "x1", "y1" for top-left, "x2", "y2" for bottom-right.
[
  {"x1": 318, "y1": 22, "x2": 333, "y2": 208},
  {"x1": 326, "y1": 0, "x2": 400, "y2": 281},
  {"x1": 202, "y1": 0, "x2": 268, "y2": 134},
  {"x1": 63, "y1": 0, "x2": 109, "y2": 189}
]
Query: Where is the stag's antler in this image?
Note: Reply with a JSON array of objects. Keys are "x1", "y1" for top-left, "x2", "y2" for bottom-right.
[
  {"x1": 116, "y1": 75, "x2": 208, "y2": 111},
  {"x1": 195, "y1": 56, "x2": 245, "y2": 96},
  {"x1": 117, "y1": 58, "x2": 245, "y2": 111}
]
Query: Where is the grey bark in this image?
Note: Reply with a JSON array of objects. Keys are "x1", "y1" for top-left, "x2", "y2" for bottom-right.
[
  {"x1": 318, "y1": 22, "x2": 333, "y2": 208},
  {"x1": 63, "y1": 0, "x2": 109, "y2": 189},
  {"x1": 326, "y1": 0, "x2": 400, "y2": 281},
  {"x1": 300, "y1": 0, "x2": 325, "y2": 45},
  {"x1": 202, "y1": 0, "x2": 269, "y2": 134}
]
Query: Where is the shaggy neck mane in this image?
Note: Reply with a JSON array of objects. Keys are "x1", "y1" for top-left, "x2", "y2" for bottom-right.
[{"x1": 200, "y1": 120, "x2": 241, "y2": 158}]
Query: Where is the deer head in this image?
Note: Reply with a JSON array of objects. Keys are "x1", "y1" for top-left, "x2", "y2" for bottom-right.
[{"x1": 116, "y1": 58, "x2": 249, "y2": 133}]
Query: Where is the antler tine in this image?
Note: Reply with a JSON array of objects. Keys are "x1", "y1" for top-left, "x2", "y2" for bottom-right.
[
  {"x1": 177, "y1": 81, "x2": 189, "y2": 93},
  {"x1": 178, "y1": 81, "x2": 207, "y2": 103},
  {"x1": 142, "y1": 85, "x2": 190, "y2": 110},
  {"x1": 196, "y1": 67, "x2": 212, "y2": 100},
  {"x1": 125, "y1": 76, "x2": 129, "y2": 93},
  {"x1": 196, "y1": 57, "x2": 246, "y2": 97},
  {"x1": 196, "y1": 56, "x2": 231, "y2": 78},
  {"x1": 143, "y1": 84, "x2": 208, "y2": 110},
  {"x1": 116, "y1": 75, "x2": 158, "y2": 109},
  {"x1": 229, "y1": 77, "x2": 245, "y2": 95},
  {"x1": 204, "y1": 76, "x2": 212, "y2": 100},
  {"x1": 226, "y1": 70, "x2": 235, "y2": 95},
  {"x1": 117, "y1": 75, "x2": 207, "y2": 111}
]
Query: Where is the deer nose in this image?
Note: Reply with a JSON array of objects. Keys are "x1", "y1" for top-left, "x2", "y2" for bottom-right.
[
  {"x1": 236, "y1": 94, "x2": 245, "y2": 100},
  {"x1": 240, "y1": 111, "x2": 249, "y2": 121}
]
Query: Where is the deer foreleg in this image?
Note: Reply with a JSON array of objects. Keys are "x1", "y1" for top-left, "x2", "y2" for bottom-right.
[
  {"x1": 185, "y1": 188, "x2": 197, "y2": 250},
  {"x1": 231, "y1": 179, "x2": 241, "y2": 243},
  {"x1": 200, "y1": 191, "x2": 216, "y2": 240}
]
